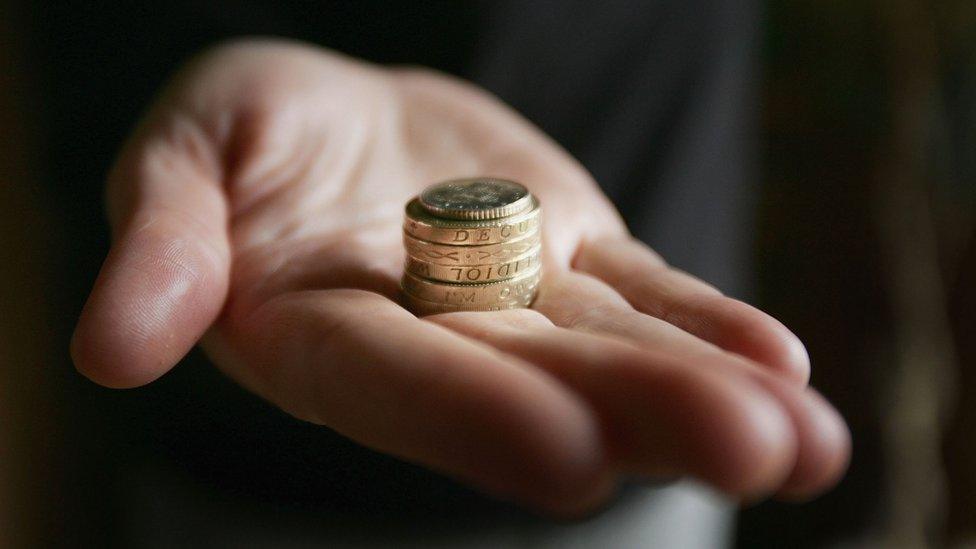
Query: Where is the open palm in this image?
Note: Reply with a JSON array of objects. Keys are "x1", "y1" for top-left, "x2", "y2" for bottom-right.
[{"x1": 72, "y1": 40, "x2": 849, "y2": 515}]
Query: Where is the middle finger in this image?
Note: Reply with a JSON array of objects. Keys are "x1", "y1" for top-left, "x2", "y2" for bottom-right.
[{"x1": 533, "y1": 270, "x2": 850, "y2": 498}]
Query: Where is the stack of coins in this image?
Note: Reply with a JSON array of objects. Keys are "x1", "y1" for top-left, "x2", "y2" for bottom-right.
[{"x1": 401, "y1": 177, "x2": 542, "y2": 315}]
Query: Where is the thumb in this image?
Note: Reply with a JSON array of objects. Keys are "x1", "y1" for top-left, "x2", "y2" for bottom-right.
[{"x1": 71, "y1": 110, "x2": 230, "y2": 388}]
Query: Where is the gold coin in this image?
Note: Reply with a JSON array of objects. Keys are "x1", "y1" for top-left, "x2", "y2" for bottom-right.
[
  {"x1": 403, "y1": 229, "x2": 540, "y2": 266},
  {"x1": 404, "y1": 196, "x2": 541, "y2": 245},
  {"x1": 401, "y1": 178, "x2": 543, "y2": 316},
  {"x1": 402, "y1": 290, "x2": 535, "y2": 316},
  {"x1": 401, "y1": 264, "x2": 541, "y2": 306},
  {"x1": 405, "y1": 246, "x2": 540, "y2": 283},
  {"x1": 418, "y1": 177, "x2": 532, "y2": 220}
]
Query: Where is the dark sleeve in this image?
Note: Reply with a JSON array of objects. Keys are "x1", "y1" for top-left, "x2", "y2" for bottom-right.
[{"x1": 473, "y1": 0, "x2": 760, "y2": 297}]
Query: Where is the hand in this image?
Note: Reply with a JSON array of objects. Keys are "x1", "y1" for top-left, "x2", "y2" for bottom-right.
[{"x1": 71, "y1": 39, "x2": 849, "y2": 515}]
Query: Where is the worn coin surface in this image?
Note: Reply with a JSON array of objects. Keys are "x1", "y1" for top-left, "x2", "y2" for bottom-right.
[
  {"x1": 404, "y1": 230, "x2": 540, "y2": 266},
  {"x1": 401, "y1": 264, "x2": 541, "y2": 306},
  {"x1": 402, "y1": 290, "x2": 535, "y2": 316},
  {"x1": 404, "y1": 196, "x2": 541, "y2": 245},
  {"x1": 405, "y1": 247, "x2": 540, "y2": 283},
  {"x1": 401, "y1": 178, "x2": 542, "y2": 314},
  {"x1": 418, "y1": 178, "x2": 532, "y2": 221}
]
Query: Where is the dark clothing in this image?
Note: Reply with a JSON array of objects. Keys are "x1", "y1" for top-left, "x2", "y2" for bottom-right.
[{"x1": 28, "y1": 1, "x2": 759, "y2": 545}]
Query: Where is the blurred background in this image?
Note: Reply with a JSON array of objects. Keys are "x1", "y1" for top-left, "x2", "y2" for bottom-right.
[{"x1": 2, "y1": 1, "x2": 974, "y2": 547}]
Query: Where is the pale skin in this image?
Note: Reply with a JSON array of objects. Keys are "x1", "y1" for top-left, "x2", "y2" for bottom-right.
[{"x1": 70, "y1": 39, "x2": 850, "y2": 516}]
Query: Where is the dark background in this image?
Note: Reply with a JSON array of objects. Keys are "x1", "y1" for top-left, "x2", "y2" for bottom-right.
[{"x1": 2, "y1": 1, "x2": 974, "y2": 547}]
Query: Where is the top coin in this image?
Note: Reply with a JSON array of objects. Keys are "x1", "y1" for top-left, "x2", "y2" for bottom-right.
[{"x1": 419, "y1": 178, "x2": 533, "y2": 220}]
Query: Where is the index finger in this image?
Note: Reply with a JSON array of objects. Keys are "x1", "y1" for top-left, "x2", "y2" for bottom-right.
[{"x1": 574, "y1": 235, "x2": 811, "y2": 384}]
